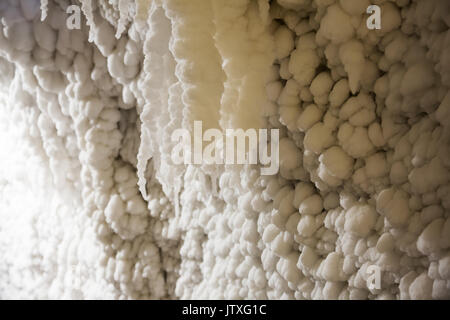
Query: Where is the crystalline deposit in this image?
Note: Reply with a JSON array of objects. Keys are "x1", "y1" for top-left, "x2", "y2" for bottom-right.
[{"x1": 0, "y1": 0, "x2": 449, "y2": 300}]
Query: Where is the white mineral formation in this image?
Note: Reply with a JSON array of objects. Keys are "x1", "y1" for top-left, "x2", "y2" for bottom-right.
[{"x1": 0, "y1": 0, "x2": 449, "y2": 300}]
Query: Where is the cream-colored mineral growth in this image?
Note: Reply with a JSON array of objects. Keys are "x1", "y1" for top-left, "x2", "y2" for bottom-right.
[{"x1": 0, "y1": 0, "x2": 449, "y2": 299}]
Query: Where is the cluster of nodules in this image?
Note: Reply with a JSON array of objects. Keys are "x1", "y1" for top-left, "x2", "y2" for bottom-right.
[
  {"x1": 0, "y1": 0, "x2": 180, "y2": 299},
  {"x1": 0, "y1": 0, "x2": 449, "y2": 300},
  {"x1": 255, "y1": 0, "x2": 450, "y2": 299}
]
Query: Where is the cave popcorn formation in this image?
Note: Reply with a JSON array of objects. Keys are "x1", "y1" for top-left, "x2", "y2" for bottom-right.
[{"x1": 0, "y1": 0, "x2": 449, "y2": 300}]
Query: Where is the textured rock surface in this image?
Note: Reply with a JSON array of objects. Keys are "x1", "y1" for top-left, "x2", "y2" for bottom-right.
[{"x1": 0, "y1": 0, "x2": 449, "y2": 300}]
